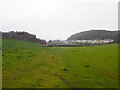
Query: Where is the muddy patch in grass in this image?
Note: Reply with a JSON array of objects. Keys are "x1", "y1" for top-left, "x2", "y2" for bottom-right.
[
  {"x1": 16, "y1": 56, "x2": 22, "y2": 58},
  {"x1": 84, "y1": 65, "x2": 90, "y2": 68}
]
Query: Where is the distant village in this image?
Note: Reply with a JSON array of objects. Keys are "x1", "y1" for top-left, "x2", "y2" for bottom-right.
[
  {"x1": 1, "y1": 31, "x2": 115, "y2": 47},
  {"x1": 48, "y1": 39, "x2": 114, "y2": 45}
]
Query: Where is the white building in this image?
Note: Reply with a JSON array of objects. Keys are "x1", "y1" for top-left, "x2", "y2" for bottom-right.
[{"x1": 65, "y1": 39, "x2": 114, "y2": 44}]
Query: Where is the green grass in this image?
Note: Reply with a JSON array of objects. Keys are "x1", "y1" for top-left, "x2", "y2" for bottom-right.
[
  {"x1": 0, "y1": 38, "x2": 2, "y2": 89},
  {"x1": 2, "y1": 39, "x2": 118, "y2": 88}
]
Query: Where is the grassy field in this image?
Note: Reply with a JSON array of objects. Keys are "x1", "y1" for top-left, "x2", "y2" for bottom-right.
[
  {"x1": 2, "y1": 39, "x2": 118, "y2": 88},
  {"x1": 0, "y1": 38, "x2": 2, "y2": 89}
]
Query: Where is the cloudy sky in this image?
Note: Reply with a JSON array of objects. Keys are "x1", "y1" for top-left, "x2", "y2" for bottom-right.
[{"x1": 0, "y1": 0, "x2": 119, "y2": 40}]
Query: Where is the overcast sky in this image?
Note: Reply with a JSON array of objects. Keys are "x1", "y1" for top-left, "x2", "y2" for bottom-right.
[{"x1": 0, "y1": 0, "x2": 119, "y2": 40}]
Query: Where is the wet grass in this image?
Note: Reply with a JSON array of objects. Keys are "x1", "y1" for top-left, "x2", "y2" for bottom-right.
[{"x1": 2, "y1": 39, "x2": 118, "y2": 88}]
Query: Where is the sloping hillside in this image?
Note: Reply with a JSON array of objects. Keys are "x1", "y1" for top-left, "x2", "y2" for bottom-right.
[
  {"x1": 68, "y1": 30, "x2": 119, "y2": 43},
  {"x1": 2, "y1": 31, "x2": 46, "y2": 45}
]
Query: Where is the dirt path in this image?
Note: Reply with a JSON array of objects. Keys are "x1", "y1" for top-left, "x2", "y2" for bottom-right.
[
  {"x1": 53, "y1": 74, "x2": 70, "y2": 87},
  {"x1": 40, "y1": 70, "x2": 70, "y2": 87}
]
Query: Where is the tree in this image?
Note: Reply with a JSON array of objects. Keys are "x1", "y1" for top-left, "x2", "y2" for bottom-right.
[{"x1": 48, "y1": 40, "x2": 53, "y2": 43}]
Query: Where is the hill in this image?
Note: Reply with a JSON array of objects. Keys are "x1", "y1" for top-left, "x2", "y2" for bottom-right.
[
  {"x1": 2, "y1": 39, "x2": 118, "y2": 88},
  {"x1": 67, "y1": 30, "x2": 119, "y2": 43},
  {"x1": 2, "y1": 31, "x2": 46, "y2": 45}
]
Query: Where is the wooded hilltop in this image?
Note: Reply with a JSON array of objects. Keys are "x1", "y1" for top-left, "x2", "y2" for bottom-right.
[{"x1": 67, "y1": 30, "x2": 119, "y2": 43}]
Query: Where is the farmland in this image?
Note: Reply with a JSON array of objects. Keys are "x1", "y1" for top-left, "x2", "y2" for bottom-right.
[{"x1": 2, "y1": 39, "x2": 118, "y2": 88}]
